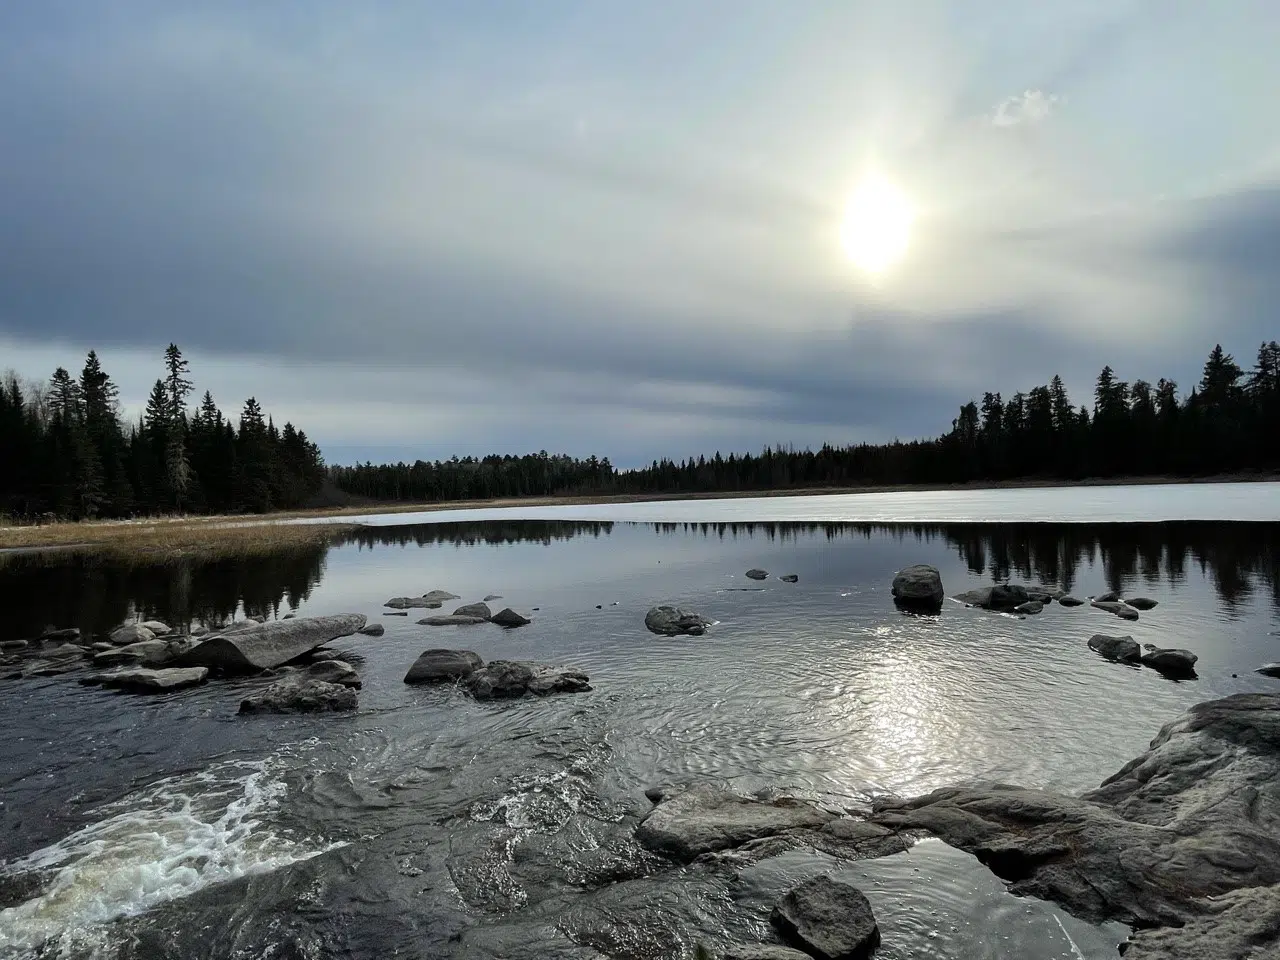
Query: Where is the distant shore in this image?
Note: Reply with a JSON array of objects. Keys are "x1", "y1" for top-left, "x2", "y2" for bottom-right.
[{"x1": 2, "y1": 472, "x2": 1276, "y2": 560}]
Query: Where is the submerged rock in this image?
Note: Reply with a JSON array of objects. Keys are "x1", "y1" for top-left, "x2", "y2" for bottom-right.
[
  {"x1": 1088, "y1": 634, "x2": 1142, "y2": 663},
  {"x1": 418, "y1": 615, "x2": 489, "y2": 626},
  {"x1": 780, "y1": 574, "x2": 799, "y2": 583},
  {"x1": 645, "y1": 605, "x2": 713, "y2": 637},
  {"x1": 1126, "y1": 597, "x2": 1159, "y2": 611},
  {"x1": 1014, "y1": 600, "x2": 1044, "y2": 615},
  {"x1": 1093, "y1": 600, "x2": 1140, "y2": 621},
  {"x1": 174, "y1": 614, "x2": 367, "y2": 674},
  {"x1": 1140, "y1": 647, "x2": 1198, "y2": 679},
  {"x1": 403, "y1": 648, "x2": 483, "y2": 684},
  {"x1": 745, "y1": 569, "x2": 769, "y2": 581},
  {"x1": 357, "y1": 623, "x2": 385, "y2": 637},
  {"x1": 771, "y1": 875, "x2": 880, "y2": 960},
  {"x1": 891, "y1": 564, "x2": 944, "y2": 611},
  {"x1": 452, "y1": 602, "x2": 492, "y2": 620},
  {"x1": 490, "y1": 607, "x2": 531, "y2": 628},
  {"x1": 88, "y1": 666, "x2": 209, "y2": 693},
  {"x1": 108, "y1": 623, "x2": 155, "y2": 646}
]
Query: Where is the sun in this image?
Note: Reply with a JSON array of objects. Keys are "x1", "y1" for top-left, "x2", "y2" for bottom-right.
[{"x1": 841, "y1": 176, "x2": 913, "y2": 274}]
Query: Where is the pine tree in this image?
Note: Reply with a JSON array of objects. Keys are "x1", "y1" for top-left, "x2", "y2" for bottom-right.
[
  {"x1": 79, "y1": 351, "x2": 130, "y2": 515},
  {"x1": 162, "y1": 345, "x2": 195, "y2": 511}
]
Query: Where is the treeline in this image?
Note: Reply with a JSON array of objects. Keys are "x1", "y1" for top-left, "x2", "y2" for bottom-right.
[
  {"x1": 0, "y1": 345, "x2": 325, "y2": 520},
  {"x1": 333, "y1": 340, "x2": 1280, "y2": 500}
]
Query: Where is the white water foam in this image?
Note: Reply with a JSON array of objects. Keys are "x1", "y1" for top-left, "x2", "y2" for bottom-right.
[{"x1": 0, "y1": 760, "x2": 344, "y2": 959}]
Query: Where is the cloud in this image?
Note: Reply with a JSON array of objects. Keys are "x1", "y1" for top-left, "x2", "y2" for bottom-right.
[{"x1": 989, "y1": 89, "x2": 1062, "y2": 127}]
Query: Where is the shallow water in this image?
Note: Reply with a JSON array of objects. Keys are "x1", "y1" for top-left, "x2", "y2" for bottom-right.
[{"x1": 2, "y1": 505, "x2": 1279, "y2": 958}]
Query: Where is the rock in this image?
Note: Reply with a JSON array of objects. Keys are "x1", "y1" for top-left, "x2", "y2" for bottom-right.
[
  {"x1": 293, "y1": 659, "x2": 361, "y2": 688},
  {"x1": 1058, "y1": 595, "x2": 1084, "y2": 607},
  {"x1": 871, "y1": 693, "x2": 1280, "y2": 935},
  {"x1": 526, "y1": 665, "x2": 591, "y2": 696},
  {"x1": 403, "y1": 648, "x2": 483, "y2": 684},
  {"x1": 891, "y1": 564, "x2": 944, "y2": 611},
  {"x1": 92, "y1": 666, "x2": 209, "y2": 693},
  {"x1": 190, "y1": 625, "x2": 207, "y2": 636},
  {"x1": 37, "y1": 627, "x2": 80, "y2": 643},
  {"x1": 466, "y1": 661, "x2": 591, "y2": 699},
  {"x1": 770, "y1": 875, "x2": 880, "y2": 960},
  {"x1": 645, "y1": 605, "x2": 713, "y2": 637},
  {"x1": 174, "y1": 614, "x2": 367, "y2": 674},
  {"x1": 91, "y1": 642, "x2": 112, "y2": 652},
  {"x1": 745, "y1": 569, "x2": 769, "y2": 581},
  {"x1": 418, "y1": 615, "x2": 489, "y2": 626},
  {"x1": 41, "y1": 643, "x2": 90, "y2": 660},
  {"x1": 93, "y1": 637, "x2": 194, "y2": 668},
  {"x1": 1026, "y1": 589, "x2": 1054, "y2": 604},
  {"x1": 282, "y1": 613, "x2": 295, "y2": 619},
  {"x1": 1257, "y1": 663, "x2": 1280, "y2": 679},
  {"x1": 108, "y1": 623, "x2": 155, "y2": 646},
  {"x1": 635, "y1": 784, "x2": 834, "y2": 862},
  {"x1": 1126, "y1": 597, "x2": 1159, "y2": 611},
  {"x1": 1140, "y1": 647, "x2": 1198, "y2": 679},
  {"x1": 483, "y1": 594, "x2": 502, "y2": 601},
  {"x1": 644, "y1": 785, "x2": 669, "y2": 804},
  {"x1": 239, "y1": 677, "x2": 357, "y2": 714},
  {"x1": 1094, "y1": 590, "x2": 1122, "y2": 604},
  {"x1": 423, "y1": 590, "x2": 461, "y2": 603},
  {"x1": 953, "y1": 583, "x2": 1030, "y2": 612},
  {"x1": 0, "y1": 640, "x2": 27, "y2": 651},
  {"x1": 384, "y1": 597, "x2": 442, "y2": 609},
  {"x1": 720, "y1": 946, "x2": 814, "y2": 960},
  {"x1": 139, "y1": 620, "x2": 171, "y2": 636},
  {"x1": 1014, "y1": 600, "x2": 1044, "y2": 615},
  {"x1": 1119, "y1": 882, "x2": 1280, "y2": 960},
  {"x1": 490, "y1": 608, "x2": 531, "y2": 628},
  {"x1": 780, "y1": 574, "x2": 799, "y2": 583},
  {"x1": 384, "y1": 611, "x2": 409, "y2": 616},
  {"x1": 357, "y1": 623, "x2": 385, "y2": 637},
  {"x1": 1093, "y1": 600, "x2": 1140, "y2": 620},
  {"x1": 452, "y1": 602, "x2": 492, "y2": 620},
  {"x1": 1088, "y1": 634, "x2": 1142, "y2": 663}
]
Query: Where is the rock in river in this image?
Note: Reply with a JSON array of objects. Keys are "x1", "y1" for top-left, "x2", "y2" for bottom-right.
[
  {"x1": 452, "y1": 602, "x2": 492, "y2": 620},
  {"x1": 418, "y1": 615, "x2": 488, "y2": 626},
  {"x1": 403, "y1": 648, "x2": 483, "y2": 684},
  {"x1": 1258, "y1": 663, "x2": 1280, "y2": 679},
  {"x1": 239, "y1": 677, "x2": 357, "y2": 714},
  {"x1": 953, "y1": 584, "x2": 1029, "y2": 611},
  {"x1": 771, "y1": 875, "x2": 880, "y2": 960},
  {"x1": 780, "y1": 574, "x2": 799, "y2": 583},
  {"x1": 645, "y1": 606, "x2": 713, "y2": 637},
  {"x1": 174, "y1": 614, "x2": 367, "y2": 674},
  {"x1": 468, "y1": 661, "x2": 591, "y2": 699},
  {"x1": 490, "y1": 607, "x2": 531, "y2": 628},
  {"x1": 86, "y1": 666, "x2": 210, "y2": 693},
  {"x1": 891, "y1": 564, "x2": 944, "y2": 611},
  {"x1": 139, "y1": 620, "x2": 171, "y2": 636},
  {"x1": 1014, "y1": 600, "x2": 1044, "y2": 615},
  {"x1": 1093, "y1": 600, "x2": 1140, "y2": 621},
  {"x1": 423, "y1": 589, "x2": 461, "y2": 603},
  {"x1": 93, "y1": 637, "x2": 194, "y2": 668},
  {"x1": 1126, "y1": 597, "x2": 1159, "y2": 611},
  {"x1": 719, "y1": 946, "x2": 812, "y2": 960},
  {"x1": 1140, "y1": 647, "x2": 1198, "y2": 679},
  {"x1": 357, "y1": 623, "x2": 385, "y2": 637},
  {"x1": 108, "y1": 623, "x2": 155, "y2": 646},
  {"x1": 1058, "y1": 595, "x2": 1084, "y2": 607},
  {"x1": 1093, "y1": 590, "x2": 1122, "y2": 604},
  {"x1": 1088, "y1": 634, "x2": 1142, "y2": 663},
  {"x1": 745, "y1": 569, "x2": 769, "y2": 581},
  {"x1": 384, "y1": 596, "x2": 442, "y2": 609},
  {"x1": 37, "y1": 627, "x2": 81, "y2": 644},
  {"x1": 290, "y1": 659, "x2": 361, "y2": 688}
]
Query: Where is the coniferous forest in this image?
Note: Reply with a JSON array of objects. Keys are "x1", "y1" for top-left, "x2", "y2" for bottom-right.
[{"x1": 1, "y1": 345, "x2": 325, "y2": 520}]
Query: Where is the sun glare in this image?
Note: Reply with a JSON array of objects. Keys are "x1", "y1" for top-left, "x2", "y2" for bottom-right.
[{"x1": 842, "y1": 176, "x2": 913, "y2": 274}]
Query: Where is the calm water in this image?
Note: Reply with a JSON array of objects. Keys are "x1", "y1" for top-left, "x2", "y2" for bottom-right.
[{"x1": 2, "y1": 493, "x2": 1279, "y2": 959}]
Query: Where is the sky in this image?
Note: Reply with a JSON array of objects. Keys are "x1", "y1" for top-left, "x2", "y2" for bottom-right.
[{"x1": 2, "y1": 1, "x2": 1278, "y2": 467}]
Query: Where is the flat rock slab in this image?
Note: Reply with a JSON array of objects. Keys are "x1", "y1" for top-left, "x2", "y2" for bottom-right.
[
  {"x1": 239, "y1": 678, "x2": 357, "y2": 714},
  {"x1": 1088, "y1": 634, "x2": 1141, "y2": 663},
  {"x1": 418, "y1": 615, "x2": 488, "y2": 626},
  {"x1": 635, "y1": 784, "x2": 834, "y2": 862},
  {"x1": 404, "y1": 648, "x2": 484, "y2": 684},
  {"x1": 1093, "y1": 600, "x2": 1140, "y2": 620},
  {"x1": 384, "y1": 596, "x2": 442, "y2": 609},
  {"x1": 645, "y1": 605, "x2": 713, "y2": 636},
  {"x1": 771, "y1": 875, "x2": 880, "y2": 960},
  {"x1": 87, "y1": 666, "x2": 209, "y2": 692},
  {"x1": 174, "y1": 614, "x2": 367, "y2": 674},
  {"x1": 38, "y1": 627, "x2": 81, "y2": 643}
]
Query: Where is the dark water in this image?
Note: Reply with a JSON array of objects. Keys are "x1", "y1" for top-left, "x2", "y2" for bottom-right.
[{"x1": 2, "y1": 518, "x2": 1278, "y2": 959}]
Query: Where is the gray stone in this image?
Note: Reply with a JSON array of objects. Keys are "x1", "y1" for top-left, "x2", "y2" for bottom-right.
[
  {"x1": 357, "y1": 623, "x2": 385, "y2": 637},
  {"x1": 41, "y1": 643, "x2": 90, "y2": 659},
  {"x1": 384, "y1": 611, "x2": 409, "y2": 617},
  {"x1": 1088, "y1": 634, "x2": 1142, "y2": 663},
  {"x1": 108, "y1": 623, "x2": 155, "y2": 646},
  {"x1": 1120, "y1": 882, "x2": 1280, "y2": 960},
  {"x1": 452, "y1": 602, "x2": 492, "y2": 620},
  {"x1": 526, "y1": 665, "x2": 591, "y2": 696},
  {"x1": 483, "y1": 594, "x2": 502, "y2": 601},
  {"x1": 745, "y1": 569, "x2": 769, "y2": 581},
  {"x1": 953, "y1": 583, "x2": 1029, "y2": 611},
  {"x1": 891, "y1": 564, "x2": 943, "y2": 610},
  {"x1": 635, "y1": 783, "x2": 834, "y2": 862},
  {"x1": 384, "y1": 596, "x2": 442, "y2": 609},
  {"x1": 645, "y1": 605, "x2": 713, "y2": 637},
  {"x1": 491, "y1": 607, "x2": 531, "y2": 628},
  {"x1": 403, "y1": 648, "x2": 484, "y2": 684},
  {"x1": 1093, "y1": 600, "x2": 1140, "y2": 620},
  {"x1": 37, "y1": 627, "x2": 80, "y2": 643},
  {"x1": 1140, "y1": 647, "x2": 1198, "y2": 678},
  {"x1": 1094, "y1": 590, "x2": 1122, "y2": 604},
  {"x1": 770, "y1": 875, "x2": 880, "y2": 960},
  {"x1": 418, "y1": 615, "x2": 488, "y2": 626},
  {"x1": 1126, "y1": 597, "x2": 1159, "y2": 611},
  {"x1": 1257, "y1": 663, "x2": 1280, "y2": 679},
  {"x1": 423, "y1": 590, "x2": 461, "y2": 603},
  {"x1": 1026, "y1": 589, "x2": 1054, "y2": 604},
  {"x1": 293, "y1": 659, "x2": 361, "y2": 688},
  {"x1": 719, "y1": 946, "x2": 814, "y2": 960},
  {"x1": 1015, "y1": 600, "x2": 1044, "y2": 615},
  {"x1": 780, "y1": 574, "x2": 799, "y2": 583},
  {"x1": 174, "y1": 614, "x2": 367, "y2": 674},
  {"x1": 466, "y1": 660, "x2": 533, "y2": 699},
  {"x1": 93, "y1": 637, "x2": 194, "y2": 668},
  {"x1": 139, "y1": 620, "x2": 171, "y2": 636},
  {"x1": 1059, "y1": 595, "x2": 1084, "y2": 607},
  {"x1": 91, "y1": 666, "x2": 209, "y2": 693},
  {"x1": 239, "y1": 677, "x2": 357, "y2": 714}
]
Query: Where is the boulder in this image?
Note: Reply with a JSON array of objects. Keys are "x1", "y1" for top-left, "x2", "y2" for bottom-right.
[
  {"x1": 1093, "y1": 600, "x2": 1140, "y2": 621},
  {"x1": 452, "y1": 602, "x2": 492, "y2": 620},
  {"x1": 1088, "y1": 634, "x2": 1142, "y2": 663},
  {"x1": 37, "y1": 627, "x2": 81, "y2": 644},
  {"x1": 174, "y1": 614, "x2": 367, "y2": 674},
  {"x1": 403, "y1": 648, "x2": 484, "y2": 684},
  {"x1": 108, "y1": 623, "x2": 155, "y2": 646},
  {"x1": 90, "y1": 666, "x2": 209, "y2": 693},
  {"x1": 423, "y1": 590, "x2": 461, "y2": 603},
  {"x1": 526, "y1": 665, "x2": 592, "y2": 696},
  {"x1": 891, "y1": 564, "x2": 944, "y2": 611},
  {"x1": 357, "y1": 623, "x2": 385, "y2": 637},
  {"x1": 466, "y1": 661, "x2": 591, "y2": 699},
  {"x1": 1014, "y1": 600, "x2": 1044, "y2": 615},
  {"x1": 780, "y1": 574, "x2": 799, "y2": 583},
  {"x1": 239, "y1": 677, "x2": 357, "y2": 714},
  {"x1": 490, "y1": 608, "x2": 531, "y2": 628},
  {"x1": 1058, "y1": 595, "x2": 1084, "y2": 607},
  {"x1": 384, "y1": 597, "x2": 442, "y2": 609},
  {"x1": 871, "y1": 694, "x2": 1280, "y2": 936},
  {"x1": 418, "y1": 615, "x2": 488, "y2": 626},
  {"x1": 635, "y1": 784, "x2": 833, "y2": 862},
  {"x1": 745, "y1": 569, "x2": 769, "y2": 581},
  {"x1": 1257, "y1": 664, "x2": 1280, "y2": 679},
  {"x1": 139, "y1": 620, "x2": 171, "y2": 636},
  {"x1": 1127, "y1": 597, "x2": 1159, "y2": 611},
  {"x1": 953, "y1": 583, "x2": 1029, "y2": 612},
  {"x1": 771, "y1": 875, "x2": 880, "y2": 960},
  {"x1": 1140, "y1": 647, "x2": 1198, "y2": 679},
  {"x1": 645, "y1": 606, "x2": 713, "y2": 637},
  {"x1": 1094, "y1": 590, "x2": 1122, "y2": 604},
  {"x1": 291, "y1": 659, "x2": 361, "y2": 688}
]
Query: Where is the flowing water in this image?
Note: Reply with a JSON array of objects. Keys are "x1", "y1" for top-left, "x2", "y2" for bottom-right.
[{"x1": 2, "y1": 486, "x2": 1279, "y2": 959}]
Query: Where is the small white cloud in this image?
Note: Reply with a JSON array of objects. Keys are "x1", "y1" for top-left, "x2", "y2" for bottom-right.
[{"x1": 990, "y1": 89, "x2": 1061, "y2": 128}]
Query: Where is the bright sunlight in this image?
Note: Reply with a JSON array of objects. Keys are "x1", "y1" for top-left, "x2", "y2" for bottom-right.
[{"x1": 841, "y1": 176, "x2": 913, "y2": 274}]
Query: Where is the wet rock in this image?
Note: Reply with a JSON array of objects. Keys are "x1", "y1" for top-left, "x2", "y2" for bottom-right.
[
  {"x1": 453, "y1": 602, "x2": 492, "y2": 620},
  {"x1": 1088, "y1": 634, "x2": 1142, "y2": 663},
  {"x1": 418, "y1": 615, "x2": 488, "y2": 626},
  {"x1": 491, "y1": 607, "x2": 531, "y2": 628},
  {"x1": 384, "y1": 611, "x2": 409, "y2": 617},
  {"x1": 239, "y1": 677, "x2": 357, "y2": 714},
  {"x1": 891, "y1": 564, "x2": 943, "y2": 611},
  {"x1": 483, "y1": 594, "x2": 502, "y2": 601},
  {"x1": 174, "y1": 614, "x2": 367, "y2": 674},
  {"x1": 953, "y1": 583, "x2": 1029, "y2": 611},
  {"x1": 1093, "y1": 600, "x2": 1140, "y2": 621},
  {"x1": 292, "y1": 659, "x2": 361, "y2": 688},
  {"x1": 1015, "y1": 600, "x2": 1044, "y2": 615},
  {"x1": 780, "y1": 574, "x2": 799, "y2": 583},
  {"x1": 1025, "y1": 589, "x2": 1054, "y2": 604},
  {"x1": 1140, "y1": 647, "x2": 1198, "y2": 679},
  {"x1": 89, "y1": 666, "x2": 209, "y2": 693},
  {"x1": 745, "y1": 569, "x2": 769, "y2": 581},
  {"x1": 282, "y1": 613, "x2": 295, "y2": 619},
  {"x1": 190, "y1": 625, "x2": 207, "y2": 636},
  {"x1": 466, "y1": 660, "x2": 591, "y2": 699},
  {"x1": 771, "y1": 875, "x2": 880, "y2": 960},
  {"x1": 1120, "y1": 882, "x2": 1280, "y2": 960},
  {"x1": 1257, "y1": 663, "x2": 1280, "y2": 679},
  {"x1": 403, "y1": 648, "x2": 484, "y2": 684},
  {"x1": 526, "y1": 665, "x2": 591, "y2": 696},
  {"x1": 1059, "y1": 595, "x2": 1084, "y2": 607},
  {"x1": 41, "y1": 643, "x2": 90, "y2": 660},
  {"x1": 871, "y1": 693, "x2": 1280, "y2": 935},
  {"x1": 635, "y1": 783, "x2": 834, "y2": 862},
  {"x1": 357, "y1": 623, "x2": 385, "y2": 637},
  {"x1": 93, "y1": 637, "x2": 194, "y2": 668},
  {"x1": 108, "y1": 623, "x2": 155, "y2": 646},
  {"x1": 645, "y1": 605, "x2": 713, "y2": 637},
  {"x1": 1125, "y1": 597, "x2": 1158, "y2": 611},
  {"x1": 719, "y1": 945, "x2": 813, "y2": 960},
  {"x1": 0, "y1": 640, "x2": 27, "y2": 651},
  {"x1": 1094, "y1": 590, "x2": 1122, "y2": 604},
  {"x1": 423, "y1": 589, "x2": 461, "y2": 603},
  {"x1": 37, "y1": 627, "x2": 80, "y2": 644},
  {"x1": 139, "y1": 620, "x2": 171, "y2": 636},
  {"x1": 384, "y1": 596, "x2": 442, "y2": 609}
]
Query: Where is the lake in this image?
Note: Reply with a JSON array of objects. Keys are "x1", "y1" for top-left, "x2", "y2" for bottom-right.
[{"x1": 1, "y1": 484, "x2": 1278, "y2": 959}]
